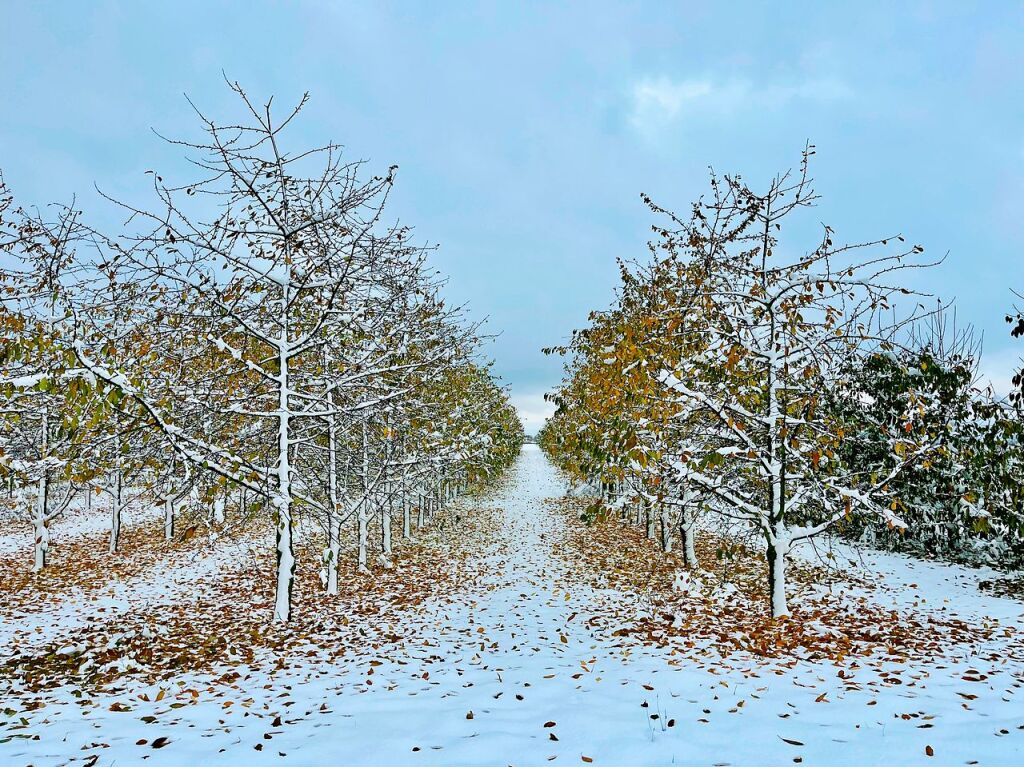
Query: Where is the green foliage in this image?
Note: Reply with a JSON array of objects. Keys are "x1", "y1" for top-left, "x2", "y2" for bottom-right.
[{"x1": 832, "y1": 348, "x2": 1024, "y2": 566}]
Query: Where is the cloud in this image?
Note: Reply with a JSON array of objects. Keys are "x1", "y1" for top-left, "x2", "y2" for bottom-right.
[
  {"x1": 629, "y1": 77, "x2": 715, "y2": 127},
  {"x1": 628, "y1": 75, "x2": 851, "y2": 138},
  {"x1": 510, "y1": 390, "x2": 556, "y2": 435}
]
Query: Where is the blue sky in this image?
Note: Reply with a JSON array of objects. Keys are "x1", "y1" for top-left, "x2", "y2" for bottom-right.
[{"x1": 2, "y1": 1, "x2": 1022, "y2": 430}]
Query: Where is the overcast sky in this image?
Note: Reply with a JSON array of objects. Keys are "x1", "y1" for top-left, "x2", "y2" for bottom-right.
[{"x1": 2, "y1": 1, "x2": 1022, "y2": 431}]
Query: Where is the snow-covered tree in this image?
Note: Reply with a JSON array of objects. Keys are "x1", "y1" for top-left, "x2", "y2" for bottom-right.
[
  {"x1": 0, "y1": 186, "x2": 102, "y2": 570},
  {"x1": 58, "y1": 83, "x2": 521, "y2": 622},
  {"x1": 544, "y1": 149, "x2": 943, "y2": 617}
]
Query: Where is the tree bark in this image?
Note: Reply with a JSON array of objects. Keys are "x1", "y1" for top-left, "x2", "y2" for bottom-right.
[
  {"x1": 109, "y1": 469, "x2": 123, "y2": 554},
  {"x1": 272, "y1": 343, "x2": 295, "y2": 623},
  {"x1": 326, "y1": 416, "x2": 341, "y2": 595},
  {"x1": 163, "y1": 494, "x2": 175, "y2": 541},
  {"x1": 32, "y1": 475, "x2": 49, "y2": 572},
  {"x1": 357, "y1": 420, "x2": 369, "y2": 573},
  {"x1": 767, "y1": 529, "x2": 789, "y2": 618},
  {"x1": 659, "y1": 501, "x2": 671, "y2": 552},
  {"x1": 381, "y1": 479, "x2": 393, "y2": 562},
  {"x1": 679, "y1": 506, "x2": 698, "y2": 568}
]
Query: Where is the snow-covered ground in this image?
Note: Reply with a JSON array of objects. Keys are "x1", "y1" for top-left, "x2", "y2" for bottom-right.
[
  {"x1": 0, "y1": 490, "x2": 162, "y2": 557},
  {"x1": 0, "y1": 534, "x2": 264, "y2": 650},
  {"x1": 2, "y1": 445, "x2": 1022, "y2": 766}
]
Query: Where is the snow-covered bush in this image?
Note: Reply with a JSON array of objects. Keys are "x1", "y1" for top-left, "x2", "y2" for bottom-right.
[{"x1": 832, "y1": 344, "x2": 1024, "y2": 567}]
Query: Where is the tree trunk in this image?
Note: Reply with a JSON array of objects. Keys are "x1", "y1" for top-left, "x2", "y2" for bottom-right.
[
  {"x1": 272, "y1": 346, "x2": 295, "y2": 623},
  {"x1": 381, "y1": 480, "x2": 393, "y2": 562},
  {"x1": 357, "y1": 420, "x2": 369, "y2": 573},
  {"x1": 767, "y1": 531, "x2": 789, "y2": 618},
  {"x1": 34, "y1": 408, "x2": 51, "y2": 571},
  {"x1": 357, "y1": 499, "x2": 369, "y2": 572},
  {"x1": 109, "y1": 470, "x2": 123, "y2": 554},
  {"x1": 679, "y1": 506, "x2": 698, "y2": 568},
  {"x1": 327, "y1": 511, "x2": 341, "y2": 595},
  {"x1": 326, "y1": 417, "x2": 341, "y2": 595},
  {"x1": 32, "y1": 475, "x2": 49, "y2": 572},
  {"x1": 272, "y1": 488, "x2": 295, "y2": 622},
  {"x1": 163, "y1": 494, "x2": 175, "y2": 541},
  {"x1": 659, "y1": 501, "x2": 671, "y2": 552},
  {"x1": 765, "y1": 318, "x2": 790, "y2": 619}
]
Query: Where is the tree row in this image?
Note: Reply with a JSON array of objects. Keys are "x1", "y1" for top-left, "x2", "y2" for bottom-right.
[
  {"x1": 0, "y1": 84, "x2": 524, "y2": 623},
  {"x1": 540, "y1": 149, "x2": 1023, "y2": 617}
]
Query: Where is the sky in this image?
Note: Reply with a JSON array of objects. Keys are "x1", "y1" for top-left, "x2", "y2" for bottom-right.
[{"x1": 2, "y1": 1, "x2": 1022, "y2": 432}]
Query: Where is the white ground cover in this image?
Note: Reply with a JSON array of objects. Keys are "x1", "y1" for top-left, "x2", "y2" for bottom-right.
[
  {"x1": 0, "y1": 535, "x2": 264, "y2": 651},
  {"x1": 0, "y1": 490, "x2": 162, "y2": 557},
  {"x1": 1, "y1": 445, "x2": 1021, "y2": 766}
]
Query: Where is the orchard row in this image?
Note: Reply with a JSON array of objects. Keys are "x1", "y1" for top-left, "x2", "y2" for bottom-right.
[
  {"x1": 541, "y1": 149, "x2": 1024, "y2": 617},
  {"x1": 0, "y1": 84, "x2": 523, "y2": 623}
]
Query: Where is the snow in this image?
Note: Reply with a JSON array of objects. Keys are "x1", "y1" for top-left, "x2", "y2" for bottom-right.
[
  {"x1": 1, "y1": 445, "x2": 1022, "y2": 766},
  {"x1": 0, "y1": 492, "x2": 161, "y2": 557},
  {"x1": 1, "y1": 373, "x2": 47, "y2": 388},
  {"x1": 0, "y1": 533, "x2": 261, "y2": 650},
  {"x1": 794, "y1": 535, "x2": 1024, "y2": 626}
]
